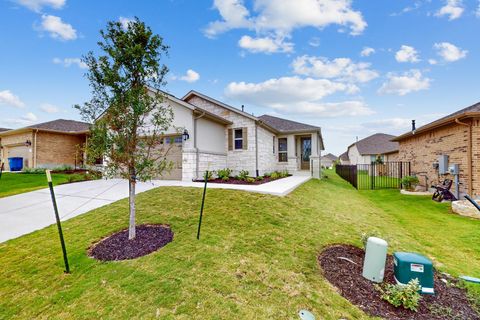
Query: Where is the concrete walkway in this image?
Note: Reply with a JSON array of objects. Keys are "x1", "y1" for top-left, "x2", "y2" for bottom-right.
[{"x1": 0, "y1": 175, "x2": 310, "y2": 243}]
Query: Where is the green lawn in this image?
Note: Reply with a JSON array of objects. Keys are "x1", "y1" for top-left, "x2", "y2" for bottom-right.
[
  {"x1": 1, "y1": 170, "x2": 480, "y2": 319},
  {"x1": 0, "y1": 172, "x2": 91, "y2": 198},
  {"x1": 356, "y1": 172, "x2": 400, "y2": 190}
]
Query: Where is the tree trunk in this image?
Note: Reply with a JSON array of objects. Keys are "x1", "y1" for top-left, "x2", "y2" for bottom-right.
[{"x1": 128, "y1": 177, "x2": 136, "y2": 240}]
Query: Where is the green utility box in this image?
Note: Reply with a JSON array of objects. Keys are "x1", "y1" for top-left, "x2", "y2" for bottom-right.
[{"x1": 393, "y1": 252, "x2": 434, "y2": 294}]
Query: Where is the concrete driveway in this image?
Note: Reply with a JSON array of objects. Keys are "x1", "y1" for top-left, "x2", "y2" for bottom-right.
[
  {"x1": 0, "y1": 174, "x2": 310, "y2": 243},
  {"x1": 0, "y1": 179, "x2": 161, "y2": 243}
]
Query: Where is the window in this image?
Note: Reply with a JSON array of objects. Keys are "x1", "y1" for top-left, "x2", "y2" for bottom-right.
[
  {"x1": 273, "y1": 136, "x2": 276, "y2": 154},
  {"x1": 278, "y1": 138, "x2": 287, "y2": 162},
  {"x1": 234, "y1": 129, "x2": 243, "y2": 150}
]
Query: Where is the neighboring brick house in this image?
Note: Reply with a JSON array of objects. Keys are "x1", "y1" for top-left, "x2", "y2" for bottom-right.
[
  {"x1": 0, "y1": 119, "x2": 89, "y2": 171},
  {"x1": 345, "y1": 133, "x2": 399, "y2": 165},
  {"x1": 393, "y1": 102, "x2": 480, "y2": 197}
]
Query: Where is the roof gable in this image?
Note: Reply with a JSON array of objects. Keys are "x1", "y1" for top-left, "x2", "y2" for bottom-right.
[
  {"x1": 351, "y1": 133, "x2": 398, "y2": 155},
  {"x1": 321, "y1": 153, "x2": 338, "y2": 161}
]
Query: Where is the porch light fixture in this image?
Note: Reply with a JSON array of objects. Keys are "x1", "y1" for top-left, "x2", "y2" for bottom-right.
[
  {"x1": 25, "y1": 140, "x2": 32, "y2": 147},
  {"x1": 182, "y1": 129, "x2": 190, "y2": 141}
]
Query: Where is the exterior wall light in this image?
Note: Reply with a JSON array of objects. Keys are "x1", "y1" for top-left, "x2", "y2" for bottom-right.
[
  {"x1": 25, "y1": 140, "x2": 32, "y2": 147},
  {"x1": 182, "y1": 129, "x2": 190, "y2": 141}
]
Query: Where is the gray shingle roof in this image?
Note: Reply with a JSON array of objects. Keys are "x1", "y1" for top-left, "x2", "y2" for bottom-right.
[
  {"x1": 321, "y1": 153, "x2": 338, "y2": 161},
  {"x1": 0, "y1": 128, "x2": 11, "y2": 132},
  {"x1": 28, "y1": 119, "x2": 90, "y2": 133},
  {"x1": 258, "y1": 114, "x2": 320, "y2": 133},
  {"x1": 339, "y1": 151, "x2": 349, "y2": 161},
  {"x1": 352, "y1": 133, "x2": 399, "y2": 155}
]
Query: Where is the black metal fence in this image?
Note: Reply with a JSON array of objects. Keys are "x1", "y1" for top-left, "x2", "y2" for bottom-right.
[{"x1": 336, "y1": 162, "x2": 411, "y2": 190}]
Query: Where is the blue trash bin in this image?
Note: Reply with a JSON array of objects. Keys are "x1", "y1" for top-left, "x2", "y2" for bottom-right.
[{"x1": 8, "y1": 157, "x2": 23, "y2": 171}]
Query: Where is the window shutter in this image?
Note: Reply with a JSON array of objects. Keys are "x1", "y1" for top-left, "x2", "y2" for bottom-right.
[
  {"x1": 242, "y1": 127, "x2": 248, "y2": 150},
  {"x1": 228, "y1": 129, "x2": 233, "y2": 151}
]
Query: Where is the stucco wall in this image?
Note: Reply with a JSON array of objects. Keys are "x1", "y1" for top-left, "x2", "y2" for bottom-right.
[
  {"x1": 196, "y1": 117, "x2": 225, "y2": 154},
  {"x1": 397, "y1": 120, "x2": 480, "y2": 197}
]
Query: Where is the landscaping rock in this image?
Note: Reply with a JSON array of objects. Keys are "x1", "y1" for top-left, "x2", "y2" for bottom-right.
[
  {"x1": 400, "y1": 189, "x2": 432, "y2": 196},
  {"x1": 89, "y1": 224, "x2": 173, "y2": 261},
  {"x1": 452, "y1": 200, "x2": 480, "y2": 219},
  {"x1": 318, "y1": 244, "x2": 479, "y2": 320}
]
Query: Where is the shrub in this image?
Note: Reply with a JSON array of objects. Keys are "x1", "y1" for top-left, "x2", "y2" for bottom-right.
[
  {"x1": 245, "y1": 177, "x2": 256, "y2": 183},
  {"x1": 21, "y1": 167, "x2": 46, "y2": 174},
  {"x1": 238, "y1": 170, "x2": 249, "y2": 181},
  {"x1": 52, "y1": 165, "x2": 74, "y2": 172},
  {"x1": 263, "y1": 172, "x2": 271, "y2": 178},
  {"x1": 280, "y1": 170, "x2": 289, "y2": 178},
  {"x1": 203, "y1": 171, "x2": 214, "y2": 181},
  {"x1": 217, "y1": 168, "x2": 232, "y2": 180},
  {"x1": 375, "y1": 279, "x2": 421, "y2": 311},
  {"x1": 401, "y1": 175, "x2": 419, "y2": 191},
  {"x1": 270, "y1": 171, "x2": 280, "y2": 180}
]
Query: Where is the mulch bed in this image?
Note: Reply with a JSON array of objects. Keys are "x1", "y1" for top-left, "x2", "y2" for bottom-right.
[
  {"x1": 318, "y1": 244, "x2": 480, "y2": 320},
  {"x1": 194, "y1": 175, "x2": 290, "y2": 185},
  {"x1": 89, "y1": 224, "x2": 173, "y2": 261}
]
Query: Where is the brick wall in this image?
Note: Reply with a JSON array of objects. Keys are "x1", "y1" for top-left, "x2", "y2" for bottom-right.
[
  {"x1": 36, "y1": 132, "x2": 86, "y2": 168},
  {"x1": 397, "y1": 119, "x2": 480, "y2": 196}
]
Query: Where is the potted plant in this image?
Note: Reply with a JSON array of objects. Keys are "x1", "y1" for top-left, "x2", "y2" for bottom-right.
[{"x1": 401, "y1": 175, "x2": 419, "y2": 191}]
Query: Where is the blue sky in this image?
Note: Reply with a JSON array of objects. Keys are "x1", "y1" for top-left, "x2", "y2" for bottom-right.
[{"x1": 1, "y1": 0, "x2": 479, "y2": 155}]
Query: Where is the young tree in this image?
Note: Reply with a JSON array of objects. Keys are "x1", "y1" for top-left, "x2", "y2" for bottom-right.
[{"x1": 76, "y1": 18, "x2": 173, "y2": 240}]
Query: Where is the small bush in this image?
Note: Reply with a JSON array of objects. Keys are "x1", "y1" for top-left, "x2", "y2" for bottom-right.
[
  {"x1": 375, "y1": 279, "x2": 421, "y2": 311},
  {"x1": 203, "y1": 171, "x2": 214, "y2": 181},
  {"x1": 52, "y1": 165, "x2": 74, "y2": 172},
  {"x1": 401, "y1": 175, "x2": 419, "y2": 191},
  {"x1": 263, "y1": 172, "x2": 271, "y2": 178},
  {"x1": 217, "y1": 168, "x2": 232, "y2": 180},
  {"x1": 238, "y1": 170, "x2": 249, "y2": 181},
  {"x1": 280, "y1": 170, "x2": 289, "y2": 178},
  {"x1": 245, "y1": 177, "x2": 256, "y2": 183},
  {"x1": 270, "y1": 171, "x2": 280, "y2": 180},
  {"x1": 21, "y1": 167, "x2": 46, "y2": 174}
]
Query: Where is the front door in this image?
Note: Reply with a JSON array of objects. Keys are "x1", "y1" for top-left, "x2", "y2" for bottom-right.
[{"x1": 300, "y1": 137, "x2": 311, "y2": 170}]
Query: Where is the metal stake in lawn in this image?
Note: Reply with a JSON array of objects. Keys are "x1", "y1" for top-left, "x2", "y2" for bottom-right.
[
  {"x1": 197, "y1": 170, "x2": 209, "y2": 240},
  {"x1": 46, "y1": 170, "x2": 70, "y2": 273}
]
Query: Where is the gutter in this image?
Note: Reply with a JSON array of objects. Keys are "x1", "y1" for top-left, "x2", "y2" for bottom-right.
[{"x1": 455, "y1": 118, "x2": 473, "y2": 195}]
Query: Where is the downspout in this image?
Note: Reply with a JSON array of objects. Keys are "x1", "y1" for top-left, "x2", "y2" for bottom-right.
[
  {"x1": 455, "y1": 118, "x2": 472, "y2": 195},
  {"x1": 33, "y1": 129, "x2": 38, "y2": 168},
  {"x1": 194, "y1": 111, "x2": 206, "y2": 180},
  {"x1": 255, "y1": 122, "x2": 259, "y2": 177}
]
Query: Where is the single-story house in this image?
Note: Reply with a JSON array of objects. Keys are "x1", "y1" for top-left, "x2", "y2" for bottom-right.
[
  {"x1": 0, "y1": 119, "x2": 89, "y2": 171},
  {"x1": 393, "y1": 101, "x2": 480, "y2": 197},
  {"x1": 339, "y1": 151, "x2": 350, "y2": 165},
  {"x1": 151, "y1": 90, "x2": 325, "y2": 180},
  {"x1": 345, "y1": 133, "x2": 399, "y2": 165},
  {"x1": 321, "y1": 153, "x2": 338, "y2": 168}
]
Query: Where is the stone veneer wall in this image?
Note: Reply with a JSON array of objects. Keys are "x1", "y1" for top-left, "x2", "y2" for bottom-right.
[
  {"x1": 186, "y1": 95, "x2": 262, "y2": 176},
  {"x1": 256, "y1": 126, "x2": 277, "y2": 175},
  {"x1": 397, "y1": 119, "x2": 480, "y2": 197}
]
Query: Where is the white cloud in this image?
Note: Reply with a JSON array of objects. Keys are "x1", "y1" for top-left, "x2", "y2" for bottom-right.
[
  {"x1": 378, "y1": 70, "x2": 431, "y2": 96},
  {"x1": 52, "y1": 57, "x2": 87, "y2": 69},
  {"x1": 205, "y1": 0, "x2": 367, "y2": 53},
  {"x1": 476, "y1": 1, "x2": 480, "y2": 17},
  {"x1": 224, "y1": 76, "x2": 371, "y2": 117},
  {"x1": 238, "y1": 35, "x2": 293, "y2": 53},
  {"x1": 177, "y1": 69, "x2": 200, "y2": 83},
  {"x1": 22, "y1": 112, "x2": 38, "y2": 122},
  {"x1": 0, "y1": 90, "x2": 25, "y2": 108},
  {"x1": 292, "y1": 55, "x2": 378, "y2": 83},
  {"x1": 39, "y1": 15, "x2": 77, "y2": 40},
  {"x1": 308, "y1": 37, "x2": 320, "y2": 47},
  {"x1": 119, "y1": 16, "x2": 134, "y2": 30},
  {"x1": 435, "y1": 0, "x2": 464, "y2": 20},
  {"x1": 360, "y1": 47, "x2": 375, "y2": 57},
  {"x1": 395, "y1": 45, "x2": 420, "y2": 63},
  {"x1": 434, "y1": 42, "x2": 467, "y2": 62},
  {"x1": 16, "y1": 0, "x2": 65, "y2": 12},
  {"x1": 39, "y1": 103, "x2": 60, "y2": 113},
  {"x1": 363, "y1": 118, "x2": 413, "y2": 130},
  {"x1": 428, "y1": 59, "x2": 438, "y2": 65}
]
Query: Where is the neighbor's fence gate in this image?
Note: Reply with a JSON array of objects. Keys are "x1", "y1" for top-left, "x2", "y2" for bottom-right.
[{"x1": 336, "y1": 162, "x2": 411, "y2": 190}]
